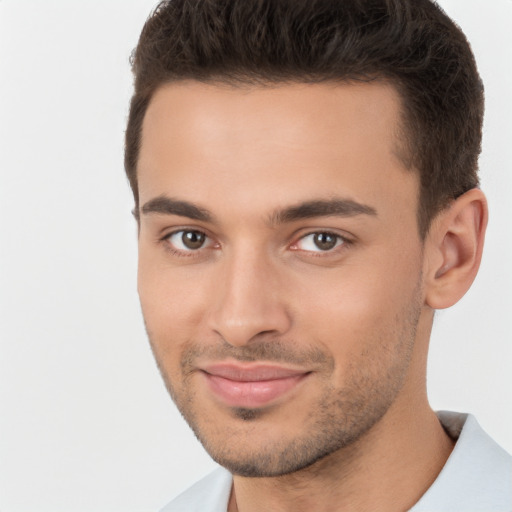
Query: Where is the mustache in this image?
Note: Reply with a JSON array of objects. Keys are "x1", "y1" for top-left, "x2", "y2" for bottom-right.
[{"x1": 180, "y1": 338, "x2": 334, "y2": 370}]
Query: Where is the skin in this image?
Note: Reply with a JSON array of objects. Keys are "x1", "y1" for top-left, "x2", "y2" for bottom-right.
[{"x1": 136, "y1": 81, "x2": 487, "y2": 511}]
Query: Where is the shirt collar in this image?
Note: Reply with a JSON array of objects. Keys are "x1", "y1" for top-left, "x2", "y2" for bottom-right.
[{"x1": 410, "y1": 411, "x2": 512, "y2": 511}]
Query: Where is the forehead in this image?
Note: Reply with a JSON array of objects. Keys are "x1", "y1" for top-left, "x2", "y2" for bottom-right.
[{"x1": 137, "y1": 81, "x2": 417, "y2": 222}]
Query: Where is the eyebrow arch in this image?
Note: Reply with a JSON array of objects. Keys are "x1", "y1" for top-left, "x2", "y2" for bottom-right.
[
  {"x1": 140, "y1": 196, "x2": 213, "y2": 222},
  {"x1": 270, "y1": 198, "x2": 377, "y2": 224},
  {"x1": 138, "y1": 195, "x2": 376, "y2": 224}
]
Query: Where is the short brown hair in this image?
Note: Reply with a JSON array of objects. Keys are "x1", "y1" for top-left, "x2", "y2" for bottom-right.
[{"x1": 125, "y1": 0, "x2": 484, "y2": 237}]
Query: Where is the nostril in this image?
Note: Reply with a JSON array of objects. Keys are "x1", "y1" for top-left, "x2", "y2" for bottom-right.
[{"x1": 209, "y1": 309, "x2": 292, "y2": 348}]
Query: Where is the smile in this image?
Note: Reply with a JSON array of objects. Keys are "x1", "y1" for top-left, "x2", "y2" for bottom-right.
[{"x1": 200, "y1": 363, "x2": 311, "y2": 408}]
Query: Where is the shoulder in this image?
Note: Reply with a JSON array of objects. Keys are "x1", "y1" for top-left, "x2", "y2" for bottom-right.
[
  {"x1": 411, "y1": 411, "x2": 512, "y2": 511},
  {"x1": 159, "y1": 467, "x2": 232, "y2": 512}
]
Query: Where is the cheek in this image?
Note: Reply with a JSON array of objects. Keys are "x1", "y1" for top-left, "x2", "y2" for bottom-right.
[
  {"x1": 137, "y1": 252, "x2": 213, "y2": 353},
  {"x1": 293, "y1": 251, "x2": 422, "y2": 361}
]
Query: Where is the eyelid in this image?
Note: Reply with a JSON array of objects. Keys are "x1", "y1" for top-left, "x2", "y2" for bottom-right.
[
  {"x1": 289, "y1": 230, "x2": 351, "y2": 253},
  {"x1": 161, "y1": 228, "x2": 218, "y2": 256},
  {"x1": 160, "y1": 224, "x2": 213, "y2": 241}
]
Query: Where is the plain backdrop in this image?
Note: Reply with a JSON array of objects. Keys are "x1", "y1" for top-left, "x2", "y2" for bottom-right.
[{"x1": 0, "y1": 1, "x2": 511, "y2": 511}]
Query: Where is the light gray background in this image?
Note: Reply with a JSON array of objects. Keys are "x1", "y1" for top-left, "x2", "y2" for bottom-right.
[{"x1": 0, "y1": 1, "x2": 511, "y2": 511}]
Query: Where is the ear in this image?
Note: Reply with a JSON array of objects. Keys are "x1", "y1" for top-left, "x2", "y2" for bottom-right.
[{"x1": 424, "y1": 188, "x2": 488, "y2": 310}]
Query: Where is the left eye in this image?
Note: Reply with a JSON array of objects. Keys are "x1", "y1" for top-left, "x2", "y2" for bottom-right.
[
  {"x1": 295, "y1": 232, "x2": 344, "y2": 252},
  {"x1": 166, "y1": 230, "x2": 210, "y2": 251}
]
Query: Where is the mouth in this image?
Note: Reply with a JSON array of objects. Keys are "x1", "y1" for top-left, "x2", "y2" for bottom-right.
[{"x1": 199, "y1": 362, "x2": 311, "y2": 408}]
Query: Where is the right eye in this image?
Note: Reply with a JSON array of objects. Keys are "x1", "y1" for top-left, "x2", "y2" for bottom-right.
[{"x1": 165, "y1": 230, "x2": 211, "y2": 252}]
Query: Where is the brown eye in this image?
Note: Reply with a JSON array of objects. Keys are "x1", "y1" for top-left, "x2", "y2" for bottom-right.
[
  {"x1": 313, "y1": 233, "x2": 338, "y2": 251},
  {"x1": 181, "y1": 231, "x2": 206, "y2": 249},
  {"x1": 295, "y1": 232, "x2": 344, "y2": 252},
  {"x1": 167, "y1": 230, "x2": 209, "y2": 251}
]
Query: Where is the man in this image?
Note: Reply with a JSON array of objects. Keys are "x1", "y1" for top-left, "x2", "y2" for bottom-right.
[{"x1": 125, "y1": 0, "x2": 512, "y2": 510}]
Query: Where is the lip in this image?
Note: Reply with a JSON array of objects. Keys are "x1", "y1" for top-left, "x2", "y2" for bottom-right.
[{"x1": 200, "y1": 363, "x2": 310, "y2": 408}]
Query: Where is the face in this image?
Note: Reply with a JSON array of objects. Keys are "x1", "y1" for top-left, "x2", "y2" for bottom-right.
[{"x1": 137, "y1": 81, "x2": 427, "y2": 477}]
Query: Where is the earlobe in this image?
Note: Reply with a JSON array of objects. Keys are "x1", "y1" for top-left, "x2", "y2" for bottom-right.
[{"x1": 424, "y1": 188, "x2": 488, "y2": 310}]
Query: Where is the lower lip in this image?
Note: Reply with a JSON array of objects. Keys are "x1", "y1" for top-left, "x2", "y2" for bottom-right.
[{"x1": 203, "y1": 372, "x2": 307, "y2": 408}]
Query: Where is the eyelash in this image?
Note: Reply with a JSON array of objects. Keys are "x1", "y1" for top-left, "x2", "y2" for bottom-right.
[
  {"x1": 290, "y1": 231, "x2": 350, "y2": 255},
  {"x1": 160, "y1": 229, "x2": 351, "y2": 258},
  {"x1": 160, "y1": 229, "x2": 217, "y2": 258}
]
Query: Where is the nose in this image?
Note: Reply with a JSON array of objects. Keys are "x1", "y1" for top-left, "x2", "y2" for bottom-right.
[{"x1": 207, "y1": 248, "x2": 292, "y2": 347}]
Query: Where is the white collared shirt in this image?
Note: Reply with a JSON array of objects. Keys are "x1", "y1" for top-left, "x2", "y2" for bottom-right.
[{"x1": 160, "y1": 412, "x2": 512, "y2": 512}]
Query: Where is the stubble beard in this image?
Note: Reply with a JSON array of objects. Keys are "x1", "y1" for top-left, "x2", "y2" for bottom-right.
[{"x1": 146, "y1": 288, "x2": 422, "y2": 478}]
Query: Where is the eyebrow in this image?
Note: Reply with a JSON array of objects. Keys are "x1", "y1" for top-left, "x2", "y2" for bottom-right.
[
  {"x1": 269, "y1": 199, "x2": 377, "y2": 224},
  {"x1": 140, "y1": 196, "x2": 213, "y2": 222},
  {"x1": 139, "y1": 195, "x2": 377, "y2": 224}
]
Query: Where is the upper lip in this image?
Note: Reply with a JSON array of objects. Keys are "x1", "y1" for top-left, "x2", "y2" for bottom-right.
[{"x1": 200, "y1": 363, "x2": 309, "y2": 382}]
